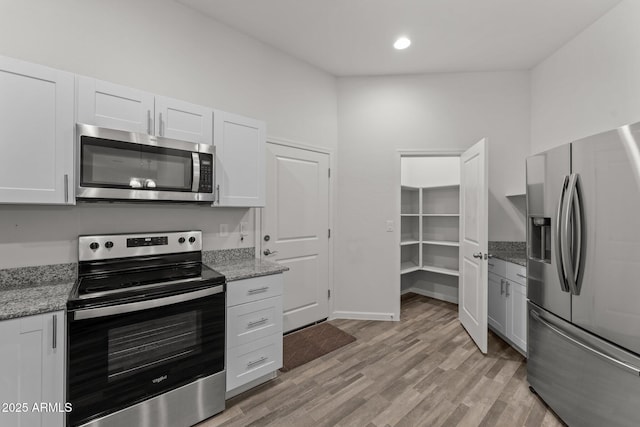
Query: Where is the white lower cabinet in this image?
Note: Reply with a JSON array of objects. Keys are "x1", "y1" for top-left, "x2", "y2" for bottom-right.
[
  {"x1": 487, "y1": 272, "x2": 507, "y2": 335},
  {"x1": 227, "y1": 333, "x2": 283, "y2": 392},
  {"x1": 0, "y1": 311, "x2": 65, "y2": 427},
  {"x1": 507, "y1": 280, "x2": 527, "y2": 351},
  {"x1": 226, "y1": 274, "x2": 283, "y2": 395},
  {"x1": 487, "y1": 259, "x2": 527, "y2": 354}
]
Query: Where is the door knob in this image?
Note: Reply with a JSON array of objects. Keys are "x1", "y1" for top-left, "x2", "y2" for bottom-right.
[
  {"x1": 472, "y1": 252, "x2": 483, "y2": 259},
  {"x1": 263, "y1": 249, "x2": 278, "y2": 256}
]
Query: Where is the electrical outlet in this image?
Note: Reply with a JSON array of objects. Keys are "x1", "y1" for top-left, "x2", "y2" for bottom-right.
[
  {"x1": 240, "y1": 221, "x2": 248, "y2": 236},
  {"x1": 386, "y1": 220, "x2": 394, "y2": 232},
  {"x1": 219, "y1": 224, "x2": 229, "y2": 237}
]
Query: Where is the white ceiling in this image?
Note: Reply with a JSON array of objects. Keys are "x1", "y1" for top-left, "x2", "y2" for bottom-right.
[{"x1": 178, "y1": 0, "x2": 621, "y2": 76}]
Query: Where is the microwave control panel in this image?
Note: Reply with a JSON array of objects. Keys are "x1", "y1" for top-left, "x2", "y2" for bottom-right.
[{"x1": 198, "y1": 153, "x2": 214, "y2": 193}]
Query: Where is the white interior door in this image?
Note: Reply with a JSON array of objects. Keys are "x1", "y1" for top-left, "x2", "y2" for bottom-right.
[
  {"x1": 459, "y1": 138, "x2": 489, "y2": 353},
  {"x1": 263, "y1": 143, "x2": 330, "y2": 332}
]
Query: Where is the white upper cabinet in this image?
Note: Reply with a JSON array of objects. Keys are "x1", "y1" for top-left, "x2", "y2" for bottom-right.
[
  {"x1": 77, "y1": 78, "x2": 213, "y2": 144},
  {"x1": 0, "y1": 56, "x2": 74, "y2": 204},
  {"x1": 77, "y1": 76, "x2": 155, "y2": 134},
  {"x1": 214, "y1": 111, "x2": 266, "y2": 207},
  {"x1": 155, "y1": 96, "x2": 213, "y2": 145}
]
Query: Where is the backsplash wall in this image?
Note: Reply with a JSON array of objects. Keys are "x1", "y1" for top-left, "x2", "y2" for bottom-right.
[{"x1": 0, "y1": 204, "x2": 255, "y2": 269}]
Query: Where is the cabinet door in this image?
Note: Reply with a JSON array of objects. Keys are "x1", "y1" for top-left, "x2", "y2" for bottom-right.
[
  {"x1": 0, "y1": 56, "x2": 74, "y2": 204},
  {"x1": 226, "y1": 333, "x2": 282, "y2": 392},
  {"x1": 227, "y1": 295, "x2": 283, "y2": 349},
  {"x1": 155, "y1": 96, "x2": 213, "y2": 144},
  {"x1": 0, "y1": 311, "x2": 65, "y2": 427},
  {"x1": 488, "y1": 272, "x2": 507, "y2": 335},
  {"x1": 77, "y1": 76, "x2": 154, "y2": 134},
  {"x1": 214, "y1": 110, "x2": 265, "y2": 207},
  {"x1": 507, "y1": 281, "x2": 527, "y2": 353}
]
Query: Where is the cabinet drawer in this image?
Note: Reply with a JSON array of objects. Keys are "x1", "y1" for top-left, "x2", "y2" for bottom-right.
[
  {"x1": 226, "y1": 333, "x2": 282, "y2": 392},
  {"x1": 227, "y1": 296, "x2": 283, "y2": 348},
  {"x1": 227, "y1": 274, "x2": 283, "y2": 307},
  {"x1": 488, "y1": 258, "x2": 506, "y2": 277},
  {"x1": 506, "y1": 262, "x2": 527, "y2": 285}
]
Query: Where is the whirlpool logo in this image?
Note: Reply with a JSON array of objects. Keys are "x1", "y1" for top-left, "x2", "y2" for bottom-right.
[{"x1": 152, "y1": 375, "x2": 168, "y2": 384}]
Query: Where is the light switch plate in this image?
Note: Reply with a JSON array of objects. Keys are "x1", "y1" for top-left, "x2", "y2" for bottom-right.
[
  {"x1": 219, "y1": 224, "x2": 229, "y2": 237},
  {"x1": 386, "y1": 220, "x2": 394, "y2": 232},
  {"x1": 240, "y1": 222, "x2": 248, "y2": 236}
]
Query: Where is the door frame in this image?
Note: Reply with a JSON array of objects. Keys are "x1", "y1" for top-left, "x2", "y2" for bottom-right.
[
  {"x1": 395, "y1": 149, "x2": 465, "y2": 320},
  {"x1": 257, "y1": 136, "x2": 335, "y2": 320}
]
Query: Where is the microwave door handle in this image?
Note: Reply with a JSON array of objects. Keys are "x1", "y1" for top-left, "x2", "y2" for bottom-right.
[
  {"x1": 192, "y1": 153, "x2": 200, "y2": 192},
  {"x1": 555, "y1": 175, "x2": 570, "y2": 292}
]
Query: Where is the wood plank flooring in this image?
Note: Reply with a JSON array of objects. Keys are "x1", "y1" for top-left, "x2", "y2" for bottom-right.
[{"x1": 199, "y1": 293, "x2": 565, "y2": 427}]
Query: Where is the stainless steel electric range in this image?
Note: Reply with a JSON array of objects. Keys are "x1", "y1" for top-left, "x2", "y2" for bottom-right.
[{"x1": 66, "y1": 231, "x2": 226, "y2": 427}]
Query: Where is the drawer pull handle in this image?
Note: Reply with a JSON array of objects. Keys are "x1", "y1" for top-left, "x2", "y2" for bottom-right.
[
  {"x1": 516, "y1": 273, "x2": 527, "y2": 279},
  {"x1": 248, "y1": 287, "x2": 269, "y2": 295},
  {"x1": 247, "y1": 318, "x2": 268, "y2": 328},
  {"x1": 247, "y1": 356, "x2": 268, "y2": 368},
  {"x1": 488, "y1": 263, "x2": 495, "y2": 267}
]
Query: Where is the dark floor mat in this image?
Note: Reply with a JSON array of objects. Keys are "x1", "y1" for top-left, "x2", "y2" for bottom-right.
[{"x1": 280, "y1": 322, "x2": 356, "y2": 372}]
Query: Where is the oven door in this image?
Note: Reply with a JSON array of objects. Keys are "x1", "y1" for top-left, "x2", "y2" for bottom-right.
[
  {"x1": 67, "y1": 285, "x2": 225, "y2": 427},
  {"x1": 76, "y1": 124, "x2": 214, "y2": 202}
]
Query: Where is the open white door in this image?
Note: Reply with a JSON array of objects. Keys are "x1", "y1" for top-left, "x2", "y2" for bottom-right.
[
  {"x1": 263, "y1": 143, "x2": 330, "y2": 332},
  {"x1": 458, "y1": 138, "x2": 489, "y2": 353}
]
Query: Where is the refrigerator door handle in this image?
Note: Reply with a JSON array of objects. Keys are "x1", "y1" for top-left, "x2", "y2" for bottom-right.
[
  {"x1": 555, "y1": 175, "x2": 570, "y2": 292},
  {"x1": 561, "y1": 173, "x2": 580, "y2": 296},
  {"x1": 530, "y1": 309, "x2": 640, "y2": 376},
  {"x1": 570, "y1": 174, "x2": 584, "y2": 295}
]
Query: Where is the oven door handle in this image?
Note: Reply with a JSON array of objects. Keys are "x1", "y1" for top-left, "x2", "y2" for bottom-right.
[{"x1": 72, "y1": 285, "x2": 224, "y2": 320}]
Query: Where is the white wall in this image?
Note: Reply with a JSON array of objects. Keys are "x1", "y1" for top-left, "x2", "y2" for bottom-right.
[
  {"x1": 401, "y1": 157, "x2": 460, "y2": 188},
  {"x1": 531, "y1": 0, "x2": 640, "y2": 153},
  {"x1": 0, "y1": 0, "x2": 337, "y2": 268},
  {"x1": 335, "y1": 71, "x2": 530, "y2": 319}
]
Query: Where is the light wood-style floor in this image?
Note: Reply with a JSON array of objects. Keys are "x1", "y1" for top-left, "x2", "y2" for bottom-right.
[{"x1": 200, "y1": 293, "x2": 565, "y2": 427}]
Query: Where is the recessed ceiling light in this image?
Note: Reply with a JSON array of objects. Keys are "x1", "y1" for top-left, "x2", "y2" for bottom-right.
[{"x1": 394, "y1": 37, "x2": 411, "y2": 50}]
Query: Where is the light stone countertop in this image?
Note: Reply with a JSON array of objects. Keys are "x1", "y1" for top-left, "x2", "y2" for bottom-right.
[
  {"x1": 0, "y1": 249, "x2": 288, "y2": 321},
  {"x1": 488, "y1": 241, "x2": 526, "y2": 267},
  {"x1": 0, "y1": 281, "x2": 74, "y2": 321},
  {"x1": 207, "y1": 257, "x2": 289, "y2": 282}
]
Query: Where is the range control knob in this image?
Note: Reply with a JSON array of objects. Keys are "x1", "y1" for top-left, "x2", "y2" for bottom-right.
[
  {"x1": 89, "y1": 242, "x2": 100, "y2": 250},
  {"x1": 189, "y1": 236, "x2": 196, "y2": 244},
  {"x1": 178, "y1": 237, "x2": 186, "y2": 244},
  {"x1": 105, "y1": 241, "x2": 114, "y2": 249}
]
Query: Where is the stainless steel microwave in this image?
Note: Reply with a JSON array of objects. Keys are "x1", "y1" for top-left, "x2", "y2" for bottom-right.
[{"x1": 76, "y1": 124, "x2": 215, "y2": 202}]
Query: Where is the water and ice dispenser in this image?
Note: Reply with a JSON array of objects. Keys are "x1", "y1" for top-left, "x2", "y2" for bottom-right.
[{"x1": 529, "y1": 216, "x2": 551, "y2": 262}]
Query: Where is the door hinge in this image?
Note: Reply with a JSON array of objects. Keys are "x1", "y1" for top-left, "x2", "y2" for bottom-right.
[
  {"x1": 328, "y1": 289, "x2": 331, "y2": 299},
  {"x1": 328, "y1": 168, "x2": 331, "y2": 178},
  {"x1": 328, "y1": 229, "x2": 331, "y2": 238}
]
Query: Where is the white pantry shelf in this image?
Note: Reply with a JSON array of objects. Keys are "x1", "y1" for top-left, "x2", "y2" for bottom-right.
[
  {"x1": 422, "y1": 240, "x2": 460, "y2": 247},
  {"x1": 401, "y1": 239, "x2": 420, "y2": 246},
  {"x1": 421, "y1": 265, "x2": 460, "y2": 277}
]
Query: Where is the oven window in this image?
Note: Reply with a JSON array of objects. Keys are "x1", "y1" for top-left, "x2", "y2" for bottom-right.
[
  {"x1": 81, "y1": 136, "x2": 193, "y2": 191},
  {"x1": 67, "y1": 292, "x2": 225, "y2": 427},
  {"x1": 108, "y1": 311, "x2": 201, "y2": 381}
]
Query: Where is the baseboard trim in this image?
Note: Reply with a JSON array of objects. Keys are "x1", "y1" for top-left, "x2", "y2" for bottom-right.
[
  {"x1": 332, "y1": 311, "x2": 397, "y2": 321},
  {"x1": 401, "y1": 287, "x2": 458, "y2": 305}
]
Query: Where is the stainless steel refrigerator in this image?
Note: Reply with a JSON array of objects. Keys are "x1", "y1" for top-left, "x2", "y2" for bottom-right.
[{"x1": 526, "y1": 121, "x2": 640, "y2": 427}]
